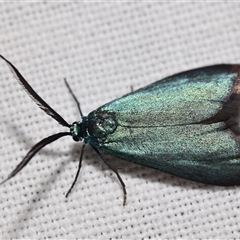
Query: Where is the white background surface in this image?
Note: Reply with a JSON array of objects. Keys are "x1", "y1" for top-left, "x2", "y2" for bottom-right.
[{"x1": 0, "y1": 2, "x2": 240, "y2": 239}]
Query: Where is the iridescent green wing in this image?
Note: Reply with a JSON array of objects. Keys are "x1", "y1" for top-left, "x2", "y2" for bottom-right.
[{"x1": 89, "y1": 65, "x2": 240, "y2": 185}]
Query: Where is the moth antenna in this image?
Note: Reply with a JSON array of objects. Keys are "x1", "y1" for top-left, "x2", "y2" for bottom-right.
[
  {"x1": 0, "y1": 132, "x2": 71, "y2": 185},
  {"x1": 0, "y1": 55, "x2": 70, "y2": 127}
]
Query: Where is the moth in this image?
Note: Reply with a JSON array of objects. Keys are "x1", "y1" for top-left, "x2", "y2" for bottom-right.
[{"x1": 1, "y1": 55, "x2": 240, "y2": 205}]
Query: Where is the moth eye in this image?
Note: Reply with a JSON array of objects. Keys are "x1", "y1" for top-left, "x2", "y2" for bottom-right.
[{"x1": 88, "y1": 117, "x2": 117, "y2": 138}]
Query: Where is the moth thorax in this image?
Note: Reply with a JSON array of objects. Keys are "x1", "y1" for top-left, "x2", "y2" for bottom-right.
[{"x1": 87, "y1": 116, "x2": 117, "y2": 138}]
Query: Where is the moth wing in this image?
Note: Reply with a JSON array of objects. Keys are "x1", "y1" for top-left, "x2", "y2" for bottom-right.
[
  {"x1": 90, "y1": 65, "x2": 240, "y2": 185},
  {"x1": 96, "y1": 65, "x2": 240, "y2": 126},
  {"x1": 100, "y1": 122, "x2": 240, "y2": 185}
]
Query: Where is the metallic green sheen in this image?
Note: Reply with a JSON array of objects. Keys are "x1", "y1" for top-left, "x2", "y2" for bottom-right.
[{"x1": 85, "y1": 65, "x2": 240, "y2": 186}]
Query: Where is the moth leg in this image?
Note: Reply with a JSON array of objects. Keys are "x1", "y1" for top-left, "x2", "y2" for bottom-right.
[
  {"x1": 65, "y1": 143, "x2": 86, "y2": 197},
  {"x1": 92, "y1": 145, "x2": 127, "y2": 206}
]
